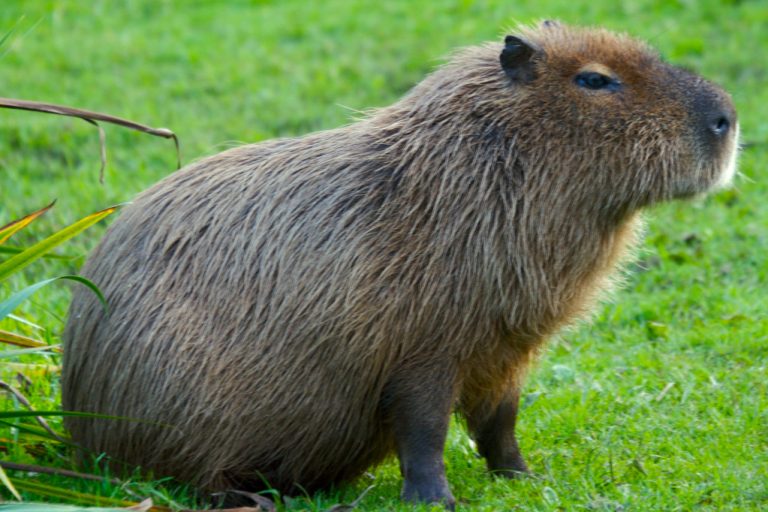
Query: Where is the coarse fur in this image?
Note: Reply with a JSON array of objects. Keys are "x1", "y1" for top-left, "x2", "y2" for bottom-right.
[{"x1": 62, "y1": 22, "x2": 738, "y2": 505}]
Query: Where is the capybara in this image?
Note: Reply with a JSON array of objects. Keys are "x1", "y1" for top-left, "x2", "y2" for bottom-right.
[{"x1": 63, "y1": 21, "x2": 739, "y2": 508}]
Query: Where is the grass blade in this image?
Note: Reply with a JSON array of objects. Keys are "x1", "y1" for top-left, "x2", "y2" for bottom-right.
[
  {"x1": 0, "y1": 346, "x2": 60, "y2": 358},
  {"x1": 0, "y1": 419, "x2": 69, "y2": 443},
  {"x1": 0, "y1": 410, "x2": 173, "y2": 440},
  {"x1": 0, "y1": 463, "x2": 22, "y2": 501},
  {"x1": 0, "y1": 202, "x2": 55, "y2": 245},
  {"x1": 0, "y1": 380, "x2": 67, "y2": 442},
  {"x1": 0, "y1": 411, "x2": 173, "y2": 430},
  {"x1": 0, "y1": 22, "x2": 20, "y2": 49},
  {"x1": 0, "y1": 278, "x2": 60, "y2": 320},
  {"x1": 0, "y1": 246, "x2": 75, "y2": 260},
  {"x1": 5, "y1": 479, "x2": 135, "y2": 507},
  {"x1": 3, "y1": 362, "x2": 61, "y2": 374},
  {"x1": 0, "y1": 462, "x2": 121, "y2": 485},
  {"x1": 4, "y1": 314, "x2": 43, "y2": 331},
  {"x1": 0, "y1": 504, "x2": 131, "y2": 511},
  {"x1": 0, "y1": 15, "x2": 26, "y2": 59},
  {"x1": 0, "y1": 276, "x2": 107, "y2": 321},
  {"x1": 0, "y1": 502, "x2": 171, "y2": 511},
  {"x1": 0, "y1": 98, "x2": 181, "y2": 170},
  {"x1": 0, "y1": 98, "x2": 177, "y2": 140},
  {"x1": 0, "y1": 206, "x2": 117, "y2": 283},
  {"x1": 0, "y1": 329, "x2": 46, "y2": 348},
  {"x1": 0, "y1": 503, "x2": 134, "y2": 511},
  {"x1": 1, "y1": 482, "x2": 174, "y2": 510},
  {"x1": 0, "y1": 410, "x2": 125, "y2": 420}
]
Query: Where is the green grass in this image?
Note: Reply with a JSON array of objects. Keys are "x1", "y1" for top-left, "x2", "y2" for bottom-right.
[{"x1": 1, "y1": 0, "x2": 766, "y2": 510}]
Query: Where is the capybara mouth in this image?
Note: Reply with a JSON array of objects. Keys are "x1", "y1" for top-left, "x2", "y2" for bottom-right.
[
  {"x1": 682, "y1": 122, "x2": 740, "y2": 199},
  {"x1": 712, "y1": 123, "x2": 740, "y2": 190}
]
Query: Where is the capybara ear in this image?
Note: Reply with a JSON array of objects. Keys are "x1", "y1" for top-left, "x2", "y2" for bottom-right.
[{"x1": 500, "y1": 35, "x2": 538, "y2": 83}]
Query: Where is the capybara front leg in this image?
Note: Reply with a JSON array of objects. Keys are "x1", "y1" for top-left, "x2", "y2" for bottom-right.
[
  {"x1": 466, "y1": 387, "x2": 528, "y2": 478},
  {"x1": 383, "y1": 362, "x2": 458, "y2": 510}
]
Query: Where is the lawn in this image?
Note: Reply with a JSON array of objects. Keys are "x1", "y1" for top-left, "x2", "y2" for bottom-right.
[{"x1": 1, "y1": 0, "x2": 766, "y2": 510}]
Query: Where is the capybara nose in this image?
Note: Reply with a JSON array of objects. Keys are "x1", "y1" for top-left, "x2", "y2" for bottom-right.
[
  {"x1": 709, "y1": 112, "x2": 732, "y2": 138},
  {"x1": 689, "y1": 78, "x2": 737, "y2": 147}
]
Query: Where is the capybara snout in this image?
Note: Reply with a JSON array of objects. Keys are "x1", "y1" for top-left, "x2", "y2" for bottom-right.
[{"x1": 63, "y1": 21, "x2": 738, "y2": 508}]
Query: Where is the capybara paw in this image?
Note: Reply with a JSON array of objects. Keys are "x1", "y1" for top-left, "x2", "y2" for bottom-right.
[
  {"x1": 402, "y1": 480, "x2": 456, "y2": 510},
  {"x1": 488, "y1": 454, "x2": 529, "y2": 479},
  {"x1": 490, "y1": 466, "x2": 529, "y2": 479}
]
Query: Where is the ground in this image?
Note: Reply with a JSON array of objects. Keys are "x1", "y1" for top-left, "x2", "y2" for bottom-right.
[{"x1": 0, "y1": 1, "x2": 766, "y2": 510}]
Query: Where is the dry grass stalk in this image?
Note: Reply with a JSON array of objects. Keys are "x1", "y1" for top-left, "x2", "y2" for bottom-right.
[{"x1": 0, "y1": 97, "x2": 181, "y2": 182}]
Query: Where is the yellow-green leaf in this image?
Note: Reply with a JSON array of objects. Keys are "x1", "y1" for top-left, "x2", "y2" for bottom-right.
[
  {"x1": 0, "y1": 201, "x2": 55, "y2": 245},
  {"x1": 0, "y1": 463, "x2": 22, "y2": 501},
  {"x1": 0, "y1": 206, "x2": 117, "y2": 282},
  {"x1": 0, "y1": 329, "x2": 47, "y2": 348},
  {"x1": 0, "y1": 245, "x2": 74, "y2": 260}
]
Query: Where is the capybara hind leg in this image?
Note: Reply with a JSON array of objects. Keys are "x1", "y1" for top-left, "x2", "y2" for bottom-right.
[
  {"x1": 383, "y1": 362, "x2": 458, "y2": 510},
  {"x1": 466, "y1": 387, "x2": 528, "y2": 478}
]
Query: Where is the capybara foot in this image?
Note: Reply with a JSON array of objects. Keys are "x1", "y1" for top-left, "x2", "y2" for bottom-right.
[{"x1": 402, "y1": 478, "x2": 456, "y2": 510}]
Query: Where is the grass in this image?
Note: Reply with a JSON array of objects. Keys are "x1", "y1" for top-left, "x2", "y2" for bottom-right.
[{"x1": 1, "y1": 0, "x2": 766, "y2": 510}]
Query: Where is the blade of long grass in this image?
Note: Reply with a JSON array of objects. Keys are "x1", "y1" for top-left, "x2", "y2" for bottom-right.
[
  {"x1": 0, "y1": 246, "x2": 74, "y2": 260},
  {"x1": 0, "y1": 503, "x2": 170, "y2": 511},
  {"x1": 0, "y1": 346, "x2": 59, "y2": 358},
  {"x1": 0, "y1": 410, "x2": 130, "y2": 421},
  {"x1": 0, "y1": 276, "x2": 106, "y2": 321},
  {"x1": 0, "y1": 206, "x2": 117, "y2": 282},
  {"x1": 0, "y1": 15, "x2": 26, "y2": 59},
  {"x1": 0, "y1": 505, "x2": 131, "y2": 511},
  {"x1": 0, "y1": 98, "x2": 181, "y2": 170},
  {"x1": 0, "y1": 419, "x2": 71, "y2": 444},
  {"x1": 0, "y1": 99, "x2": 177, "y2": 140},
  {"x1": 0, "y1": 329, "x2": 46, "y2": 348},
  {"x1": 2, "y1": 362, "x2": 61, "y2": 374},
  {"x1": 0, "y1": 504, "x2": 131, "y2": 511},
  {"x1": 78, "y1": 117, "x2": 108, "y2": 182},
  {"x1": 0, "y1": 22, "x2": 19, "y2": 49},
  {"x1": 4, "y1": 314, "x2": 43, "y2": 331},
  {"x1": 6, "y1": 479, "x2": 136, "y2": 507},
  {"x1": 0, "y1": 380, "x2": 66, "y2": 442},
  {"x1": 0, "y1": 202, "x2": 55, "y2": 245},
  {"x1": 0, "y1": 411, "x2": 175, "y2": 432},
  {"x1": 1, "y1": 483, "x2": 174, "y2": 511},
  {"x1": 0, "y1": 279, "x2": 57, "y2": 320},
  {"x1": 0, "y1": 462, "x2": 122, "y2": 485},
  {"x1": 0, "y1": 463, "x2": 22, "y2": 501}
]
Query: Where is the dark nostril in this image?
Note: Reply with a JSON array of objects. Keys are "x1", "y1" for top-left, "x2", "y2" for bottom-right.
[{"x1": 710, "y1": 115, "x2": 730, "y2": 137}]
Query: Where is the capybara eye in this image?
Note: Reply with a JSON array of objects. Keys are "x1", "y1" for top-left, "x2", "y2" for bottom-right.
[{"x1": 575, "y1": 71, "x2": 620, "y2": 91}]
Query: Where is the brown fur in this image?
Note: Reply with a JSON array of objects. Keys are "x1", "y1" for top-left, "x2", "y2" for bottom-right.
[{"x1": 62, "y1": 22, "x2": 738, "y2": 505}]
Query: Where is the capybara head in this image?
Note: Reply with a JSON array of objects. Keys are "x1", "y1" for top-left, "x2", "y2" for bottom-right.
[
  {"x1": 510, "y1": 22, "x2": 738, "y2": 203},
  {"x1": 62, "y1": 21, "x2": 738, "y2": 509},
  {"x1": 395, "y1": 21, "x2": 738, "y2": 221}
]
